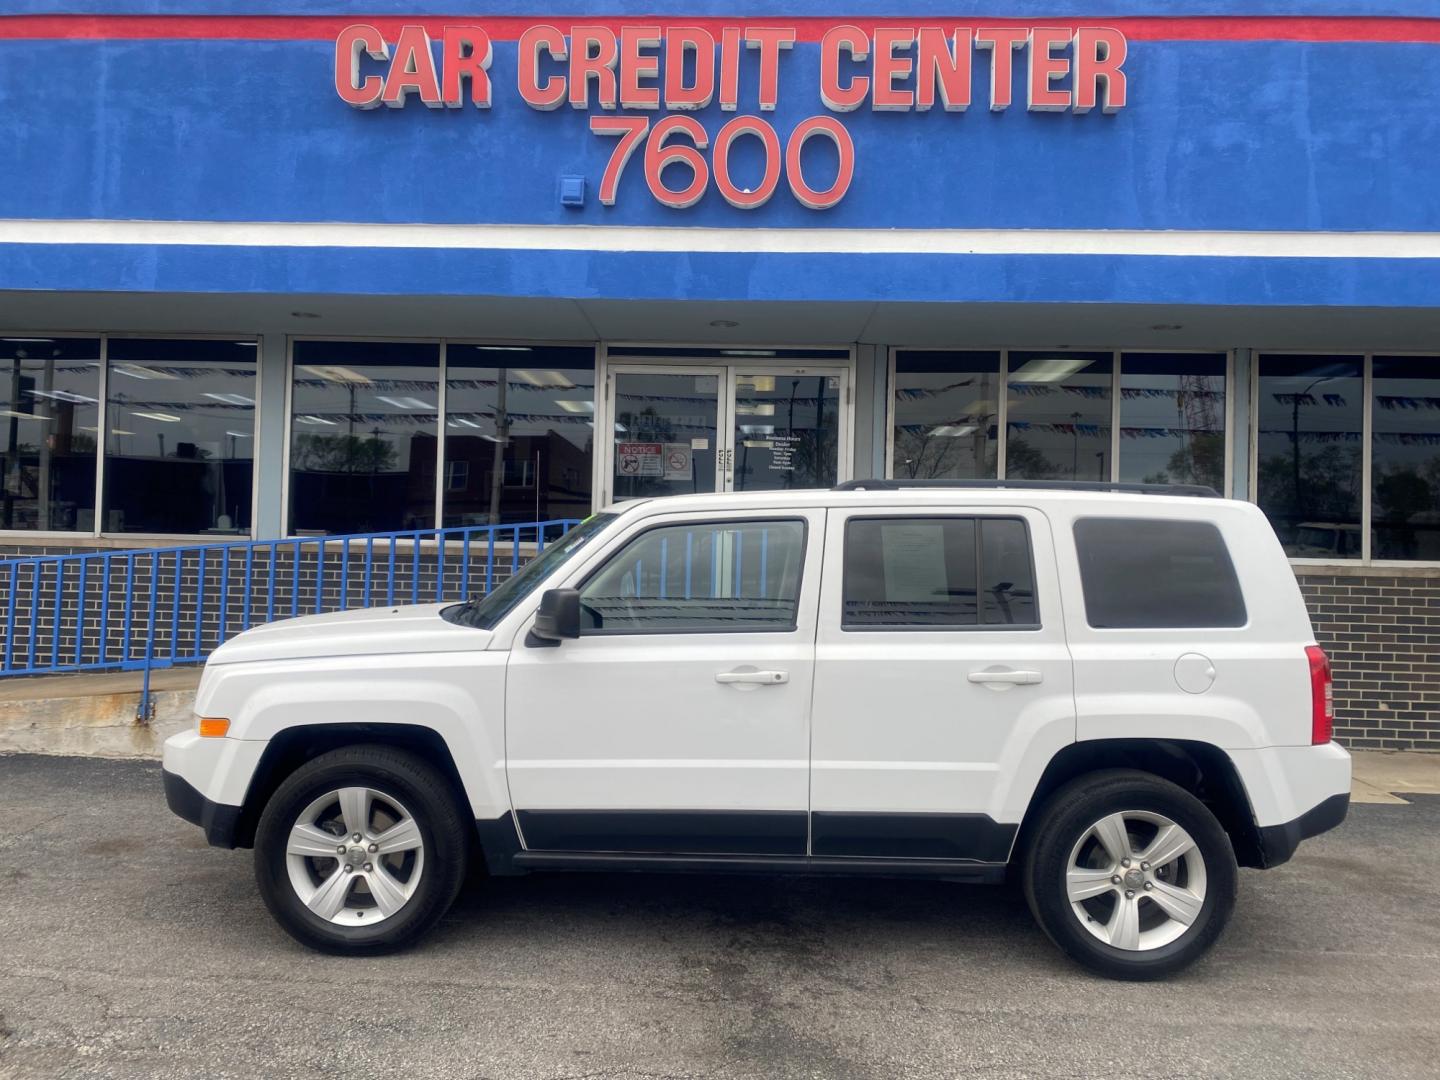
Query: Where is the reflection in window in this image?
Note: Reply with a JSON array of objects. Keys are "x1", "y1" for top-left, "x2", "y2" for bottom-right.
[
  {"x1": 104, "y1": 339, "x2": 257, "y2": 534},
  {"x1": 1256, "y1": 355, "x2": 1363, "y2": 559},
  {"x1": 1118, "y1": 353, "x2": 1227, "y2": 491},
  {"x1": 1004, "y1": 352, "x2": 1112, "y2": 481},
  {"x1": 289, "y1": 341, "x2": 440, "y2": 534},
  {"x1": 1, "y1": 338, "x2": 101, "y2": 531},
  {"x1": 443, "y1": 346, "x2": 595, "y2": 525},
  {"x1": 579, "y1": 519, "x2": 806, "y2": 632},
  {"x1": 891, "y1": 351, "x2": 999, "y2": 479},
  {"x1": 842, "y1": 516, "x2": 1037, "y2": 628},
  {"x1": 1372, "y1": 357, "x2": 1440, "y2": 561},
  {"x1": 733, "y1": 372, "x2": 840, "y2": 492}
]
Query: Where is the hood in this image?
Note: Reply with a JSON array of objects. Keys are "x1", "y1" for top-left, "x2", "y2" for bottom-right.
[{"x1": 206, "y1": 603, "x2": 492, "y2": 667}]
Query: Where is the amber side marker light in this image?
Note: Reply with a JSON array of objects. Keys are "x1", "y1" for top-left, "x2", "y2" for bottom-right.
[{"x1": 197, "y1": 717, "x2": 231, "y2": 738}]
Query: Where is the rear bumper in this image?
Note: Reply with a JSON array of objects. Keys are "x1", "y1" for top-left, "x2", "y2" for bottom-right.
[
  {"x1": 1255, "y1": 791, "x2": 1350, "y2": 869},
  {"x1": 163, "y1": 768, "x2": 243, "y2": 848}
]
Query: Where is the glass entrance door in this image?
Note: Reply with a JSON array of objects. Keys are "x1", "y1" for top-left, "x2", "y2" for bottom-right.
[
  {"x1": 730, "y1": 368, "x2": 844, "y2": 492},
  {"x1": 610, "y1": 368, "x2": 722, "y2": 500},
  {"x1": 605, "y1": 362, "x2": 849, "y2": 503}
]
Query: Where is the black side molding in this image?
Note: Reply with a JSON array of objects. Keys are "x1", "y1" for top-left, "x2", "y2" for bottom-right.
[
  {"x1": 163, "y1": 769, "x2": 243, "y2": 849},
  {"x1": 515, "y1": 809, "x2": 808, "y2": 856},
  {"x1": 811, "y1": 811, "x2": 1017, "y2": 862},
  {"x1": 1255, "y1": 792, "x2": 1350, "y2": 868}
]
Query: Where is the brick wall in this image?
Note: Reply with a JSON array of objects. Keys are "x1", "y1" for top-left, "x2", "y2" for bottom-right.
[{"x1": 1297, "y1": 566, "x2": 1440, "y2": 752}]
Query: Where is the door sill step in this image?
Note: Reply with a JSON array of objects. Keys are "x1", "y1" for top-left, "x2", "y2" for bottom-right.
[{"x1": 509, "y1": 850, "x2": 1007, "y2": 882}]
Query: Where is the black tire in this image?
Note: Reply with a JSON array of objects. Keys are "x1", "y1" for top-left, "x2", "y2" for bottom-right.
[
  {"x1": 254, "y1": 744, "x2": 469, "y2": 955},
  {"x1": 1021, "y1": 769, "x2": 1238, "y2": 981}
]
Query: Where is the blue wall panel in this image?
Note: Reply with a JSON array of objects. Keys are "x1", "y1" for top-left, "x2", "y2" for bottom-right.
[
  {"x1": 1, "y1": 37, "x2": 1438, "y2": 232},
  {"x1": 4, "y1": 243, "x2": 1440, "y2": 308}
]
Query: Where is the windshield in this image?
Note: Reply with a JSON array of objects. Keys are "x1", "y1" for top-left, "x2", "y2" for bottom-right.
[{"x1": 442, "y1": 514, "x2": 617, "y2": 630}]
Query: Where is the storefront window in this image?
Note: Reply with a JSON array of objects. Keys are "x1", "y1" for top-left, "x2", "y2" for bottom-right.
[
  {"x1": 1, "y1": 337, "x2": 101, "y2": 531},
  {"x1": 891, "y1": 351, "x2": 1000, "y2": 479},
  {"x1": 1004, "y1": 352, "x2": 1112, "y2": 481},
  {"x1": 1118, "y1": 353, "x2": 1227, "y2": 491},
  {"x1": 442, "y1": 345, "x2": 595, "y2": 526},
  {"x1": 1256, "y1": 354, "x2": 1363, "y2": 559},
  {"x1": 1371, "y1": 357, "x2": 1440, "y2": 561},
  {"x1": 289, "y1": 341, "x2": 440, "y2": 535},
  {"x1": 103, "y1": 338, "x2": 256, "y2": 534}
]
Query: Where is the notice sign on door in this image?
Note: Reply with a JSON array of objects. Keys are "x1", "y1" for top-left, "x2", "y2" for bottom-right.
[
  {"x1": 663, "y1": 444, "x2": 693, "y2": 480},
  {"x1": 617, "y1": 442, "x2": 663, "y2": 476}
]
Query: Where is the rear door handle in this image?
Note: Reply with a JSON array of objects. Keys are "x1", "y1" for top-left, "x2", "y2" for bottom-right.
[
  {"x1": 968, "y1": 669, "x2": 1043, "y2": 686},
  {"x1": 715, "y1": 670, "x2": 789, "y2": 686}
]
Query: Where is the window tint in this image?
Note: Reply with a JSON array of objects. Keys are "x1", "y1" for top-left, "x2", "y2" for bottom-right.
[
  {"x1": 579, "y1": 519, "x2": 806, "y2": 633},
  {"x1": 843, "y1": 517, "x2": 1037, "y2": 629},
  {"x1": 980, "y1": 518, "x2": 1039, "y2": 625},
  {"x1": 1074, "y1": 517, "x2": 1246, "y2": 628}
]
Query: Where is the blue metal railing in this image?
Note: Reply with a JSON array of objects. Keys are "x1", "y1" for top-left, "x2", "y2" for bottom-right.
[{"x1": 0, "y1": 519, "x2": 580, "y2": 716}]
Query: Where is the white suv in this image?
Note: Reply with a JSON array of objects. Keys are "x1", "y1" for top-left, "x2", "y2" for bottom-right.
[{"x1": 163, "y1": 481, "x2": 1351, "y2": 979}]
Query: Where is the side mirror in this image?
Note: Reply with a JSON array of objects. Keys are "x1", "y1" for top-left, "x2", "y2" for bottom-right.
[{"x1": 529, "y1": 588, "x2": 581, "y2": 645}]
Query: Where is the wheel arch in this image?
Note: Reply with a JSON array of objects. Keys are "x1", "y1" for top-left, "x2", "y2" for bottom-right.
[
  {"x1": 1012, "y1": 739, "x2": 1267, "y2": 869},
  {"x1": 232, "y1": 724, "x2": 471, "y2": 850}
]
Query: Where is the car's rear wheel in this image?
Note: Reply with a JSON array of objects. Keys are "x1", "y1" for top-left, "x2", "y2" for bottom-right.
[
  {"x1": 1022, "y1": 769, "x2": 1237, "y2": 980},
  {"x1": 254, "y1": 745, "x2": 468, "y2": 954}
]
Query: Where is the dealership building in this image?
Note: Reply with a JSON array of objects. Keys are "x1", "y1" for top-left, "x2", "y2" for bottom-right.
[{"x1": 2, "y1": 2, "x2": 1440, "y2": 749}]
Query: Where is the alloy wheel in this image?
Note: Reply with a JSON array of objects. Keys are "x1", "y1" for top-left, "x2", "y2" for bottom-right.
[
  {"x1": 284, "y1": 786, "x2": 425, "y2": 926},
  {"x1": 1065, "y1": 810, "x2": 1207, "y2": 952}
]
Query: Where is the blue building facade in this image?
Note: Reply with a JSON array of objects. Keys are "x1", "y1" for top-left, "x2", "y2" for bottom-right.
[{"x1": 3, "y1": 3, "x2": 1440, "y2": 746}]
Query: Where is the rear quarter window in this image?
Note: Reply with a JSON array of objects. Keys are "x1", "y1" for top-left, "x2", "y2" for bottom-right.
[{"x1": 1073, "y1": 517, "x2": 1246, "y2": 629}]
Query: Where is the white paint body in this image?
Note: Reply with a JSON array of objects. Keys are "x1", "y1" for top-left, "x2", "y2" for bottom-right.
[{"x1": 164, "y1": 488, "x2": 1352, "y2": 855}]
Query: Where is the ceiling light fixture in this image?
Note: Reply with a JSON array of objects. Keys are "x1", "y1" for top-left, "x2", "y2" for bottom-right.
[
  {"x1": 113, "y1": 363, "x2": 180, "y2": 381},
  {"x1": 298, "y1": 365, "x2": 373, "y2": 386},
  {"x1": 1008, "y1": 358, "x2": 1093, "y2": 384},
  {"x1": 131, "y1": 410, "x2": 183, "y2": 423}
]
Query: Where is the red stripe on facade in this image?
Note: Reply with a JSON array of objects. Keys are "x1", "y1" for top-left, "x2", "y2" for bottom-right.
[{"x1": 2, "y1": 15, "x2": 1440, "y2": 44}]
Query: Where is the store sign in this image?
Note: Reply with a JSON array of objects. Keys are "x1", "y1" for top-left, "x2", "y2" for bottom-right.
[{"x1": 334, "y1": 23, "x2": 1128, "y2": 210}]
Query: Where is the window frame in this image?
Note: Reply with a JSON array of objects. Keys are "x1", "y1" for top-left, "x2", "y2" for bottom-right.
[
  {"x1": 572, "y1": 515, "x2": 811, "y2": 637},
  {"x1": 886, "y1": 347, "x2": 1235, "y2": 502},
  {"x1": 0, "y1": 331, "x2": 262, "y2": 541},
  {"x1": 1247, "y1": 351, "x2": 1440, "y2": 568},
  {"x1": 839, "y1": 513, "x2": 1042, "y2": 633},
  {"x1": 283, "y1": 335, "x2": 599, "y2": 537}
]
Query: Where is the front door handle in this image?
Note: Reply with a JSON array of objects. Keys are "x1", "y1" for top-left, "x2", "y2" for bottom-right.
[
  {"x1": 716, "y1": 670, "x2": 789, "y2": 686},
  {"x1": 968, "y1": 669, "x2": 1043, "y2": 686}
]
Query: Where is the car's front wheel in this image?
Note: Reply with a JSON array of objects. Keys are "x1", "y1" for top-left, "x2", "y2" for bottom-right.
[
  {"x1": 254, "y1": 745, "x2": 469, "y2": 954},
  {"x1": 1022, "y1": 769, "x2": 1238, "y2": 980}
]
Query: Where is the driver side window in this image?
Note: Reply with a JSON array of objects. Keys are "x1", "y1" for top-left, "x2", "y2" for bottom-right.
[{"x1": 579, "y1": 519, "x2": 806, "y2": 634}]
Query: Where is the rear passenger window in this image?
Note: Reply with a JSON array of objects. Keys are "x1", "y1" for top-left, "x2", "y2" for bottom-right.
[
  {"x1": 1073, "y1": 517, "x2": 1246, "y2": 629},
  {"x1": 843, "y1": 517, "x2": 1038, "y2": 629}
]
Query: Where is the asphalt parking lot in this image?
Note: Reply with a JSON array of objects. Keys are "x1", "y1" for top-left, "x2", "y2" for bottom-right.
[{"x1": 1, "y1": 754, "x2": 1437, "y2": 1080}]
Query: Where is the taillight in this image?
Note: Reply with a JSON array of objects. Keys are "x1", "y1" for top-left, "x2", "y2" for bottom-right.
[{"x1": 1306, "y1": 646, "x2": 1333, "y2": 745}]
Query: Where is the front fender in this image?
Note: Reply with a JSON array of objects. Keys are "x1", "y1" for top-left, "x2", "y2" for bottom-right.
[{"x1": 197, "y1": 651, "x2": 509, "y2": 820}]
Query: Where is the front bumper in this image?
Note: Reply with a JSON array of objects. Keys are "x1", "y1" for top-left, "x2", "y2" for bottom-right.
[
  {"x1": 163, "y1": 768, "x2": 244, "y2": 848},
  {"x1": 1255, "y1": 791, "x2": 1350, "y2": 869},
  {"x1": 161, "y1": 729, "x2": 266, "y2": 848}
]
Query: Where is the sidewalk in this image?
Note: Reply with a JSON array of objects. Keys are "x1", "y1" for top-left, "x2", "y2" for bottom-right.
[{"x1": 1350, "y1": 750, "x2": 1440, "y2": 805}]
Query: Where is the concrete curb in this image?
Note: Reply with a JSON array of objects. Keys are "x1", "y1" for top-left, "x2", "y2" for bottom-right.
[{"x1": 0, "y1": 686, "x2": 195, "y2": 758}]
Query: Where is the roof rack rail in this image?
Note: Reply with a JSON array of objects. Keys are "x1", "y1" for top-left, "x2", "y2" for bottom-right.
[{"x1": 834, "y1": 479, "x2": 1221, "y2": 498}]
